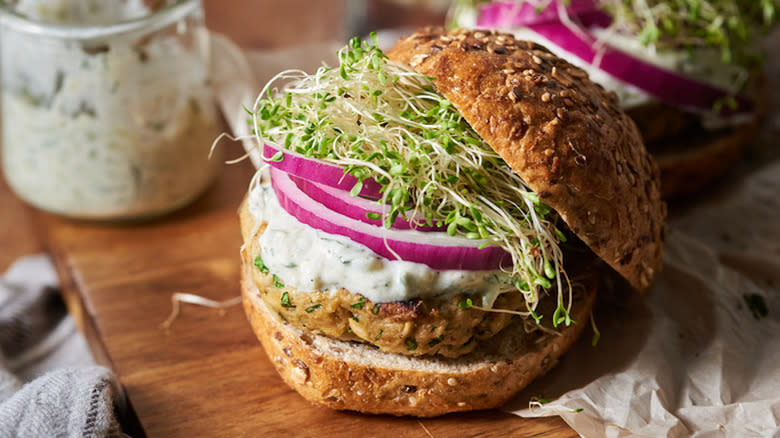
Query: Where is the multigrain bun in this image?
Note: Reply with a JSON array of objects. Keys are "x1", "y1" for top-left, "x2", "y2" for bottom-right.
[
  {"x1": 387, "y1": 27, "x2": 665, "y2": 292},
  {"x1": 239, "y1": 27, "x2": 665, "y2": 417},
  {"x1": 240, "y1": 203, "x2": 598, "y2": 417},
  {"x1": 651, "y1": 116, "x2": 764, "y2": 198}
]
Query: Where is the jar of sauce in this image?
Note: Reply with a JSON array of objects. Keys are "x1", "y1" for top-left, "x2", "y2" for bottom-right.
[{"x1": 0, "y1": 0, "x2": 222, "y2": 220}]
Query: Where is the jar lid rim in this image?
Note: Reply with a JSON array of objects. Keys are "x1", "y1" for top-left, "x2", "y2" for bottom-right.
[{"x1": 0, "y1": 0, "x2": 199, "y2": 40}]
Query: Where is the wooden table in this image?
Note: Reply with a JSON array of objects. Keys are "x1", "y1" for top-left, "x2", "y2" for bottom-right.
[
  {"x1": 0, "y1": 4, "x2": 581, "y2": 436},
  {"x1": 2, "y1": 139, "x2": 576, "y2": 437},
  {"x1": 6, "y1": 6, "x2": 779, "y2": 436}
]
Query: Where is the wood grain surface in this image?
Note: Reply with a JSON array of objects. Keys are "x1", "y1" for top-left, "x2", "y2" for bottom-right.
[
  {"x1": 0, "y1": 3, "x2": 578, "y2": 436},
  {"x1": 25, "y1": 141, "x2": 578, "y2": 437},
  {"x1": 0, "y1": 160, "x2": 43, "y2": 272},
  {"x1": 3, "y1": 4, "x2": 778, "y2": 435}
]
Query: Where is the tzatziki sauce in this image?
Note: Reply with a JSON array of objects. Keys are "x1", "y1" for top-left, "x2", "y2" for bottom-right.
[
  {"x1": 0, "y1": 0, "x2": 222, "y2": 219},
  {"x1": 248, "y1": 182, "x2": 514, "y2": 305}
]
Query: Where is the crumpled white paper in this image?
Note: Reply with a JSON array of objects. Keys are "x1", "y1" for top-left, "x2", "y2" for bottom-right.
[
  {"x1": 507, "y1": 32, "x2": 780, "y2": 438},
  {"x1": 508, "y1": 197, "x2": 780, "y2": 437},
  {"x1": 210, "y1": 31, "x2": 780, "y2": 438}
]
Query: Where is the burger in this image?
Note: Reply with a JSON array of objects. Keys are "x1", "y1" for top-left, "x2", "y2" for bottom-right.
[
  {"x1": 239, "y1": 27, "x2": 665, "y2": 417},
  {"x1": 449, "y1": 0, "x2": 777, "y2": 198}
]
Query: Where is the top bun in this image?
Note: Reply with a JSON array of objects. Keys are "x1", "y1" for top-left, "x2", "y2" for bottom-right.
[{"x1": 388, "y1": 27, "x2": 666, "y2": 292}]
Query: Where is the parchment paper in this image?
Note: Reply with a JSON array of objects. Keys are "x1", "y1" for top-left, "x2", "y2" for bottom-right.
[
  {"x1": 508, "y1": 168, "x2": 780, "y2": 437},
  {"x1": 508, "y1": 32, "x2": 780, "y2": 438},
  {"x1": 211, "y1": 32, "x2": 780, "y2": 438}
]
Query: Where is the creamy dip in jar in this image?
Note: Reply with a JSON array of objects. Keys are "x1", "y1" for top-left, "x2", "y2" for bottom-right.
[{"x1": 0, "y1": 0, "x2": 222, "y2": 219}]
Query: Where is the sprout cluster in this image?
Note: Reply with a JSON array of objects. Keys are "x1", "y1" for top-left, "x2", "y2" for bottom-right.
[
  {"x1": 450, "y1": 0, "x2": 778, "y2": 67},
  {"x1": 250, "y1": 35, "x2": 574, "y2": 327},
  {"x1": 603, "y1": 0, "x2": 777, "y2": 66}
]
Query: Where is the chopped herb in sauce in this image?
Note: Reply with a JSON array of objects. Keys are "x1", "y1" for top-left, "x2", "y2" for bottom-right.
[
  {"x1": 305, "y1": 304, "x2": 321, "y2": 313},
  {"x1": 743, "y1": 293, "x2": 768, "y2": 320},
  {"x1": 350, "y1": 296, "x2": 366, "y2": 310},
  {"x1": 281, "y1": 291, "x2": 293, "y2": 308},
  {"x1": 254, "y1": 255, "x2": 269, "y2": 274}
]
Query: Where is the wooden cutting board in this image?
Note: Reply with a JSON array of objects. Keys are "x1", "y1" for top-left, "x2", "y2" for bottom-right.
[{"x1": 26, "y1": 140, "x2": 578, "y2": 437}]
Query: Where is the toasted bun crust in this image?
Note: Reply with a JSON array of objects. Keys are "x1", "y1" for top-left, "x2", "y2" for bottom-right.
[
  {"x1": 240, "y1": 239, "x2": 598, "y2": 417},
  {"x1": 387, "y1": 27, "x2": 665, "y2": 292}
]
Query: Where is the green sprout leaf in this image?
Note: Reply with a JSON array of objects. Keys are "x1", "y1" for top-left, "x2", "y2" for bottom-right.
[
  {"x1": 459, "y1": 298, "x2": 473, "y2": 309},
  {"x1": 529, "y1": 307, "x2": 543, "y2": 323},
  {"x1": 350, "y1": 180, "x2": 363, "y2": 197},
  {"x1": 350, "y1": 296, "x2": 366, "y2": 310},
  {"x1": 268, "y1": 150, "x2": 284, "y2": 162}
]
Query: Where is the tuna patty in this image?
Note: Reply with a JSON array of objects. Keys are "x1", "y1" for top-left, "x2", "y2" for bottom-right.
[
  {"x1": 247, "y1": 238, "x2": 526, "y2": 358},
  {"x1": 241, "y1": 206, "x2": 537, "y2": 358}
]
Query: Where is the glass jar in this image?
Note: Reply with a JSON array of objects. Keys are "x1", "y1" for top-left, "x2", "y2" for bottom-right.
[{"x1": 0, "y1": 0, "x2": 223, "y2": 220}]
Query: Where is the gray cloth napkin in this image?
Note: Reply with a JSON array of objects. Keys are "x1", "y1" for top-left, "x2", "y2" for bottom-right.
[{"x1": 0, "y1": 255, "x2": 122, "y2": 438}]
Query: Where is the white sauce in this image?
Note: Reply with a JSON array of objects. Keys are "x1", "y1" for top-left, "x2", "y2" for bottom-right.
[
  {"x1": 248, "y1": 182, "x2": 513, "y2": 305},
  {"x1": 0, "y1": 0, "x2": 222, "y2": 219}
]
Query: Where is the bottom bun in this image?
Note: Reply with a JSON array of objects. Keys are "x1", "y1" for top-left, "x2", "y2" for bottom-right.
[
  {"x1": 240, "y1": 248, "x2": 598, "y2": 417},
  {"x1": 653, "y1": 118, "x2": 761, "y2": 198},
  {"x1": 645, "y1": 73, "x2": 768, "y2": 199}
]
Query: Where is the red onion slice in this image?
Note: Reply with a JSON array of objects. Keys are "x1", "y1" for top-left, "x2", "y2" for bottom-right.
[
  {"x1": 526, "y1": 21, "x2": 753, "y2": 116},
  {"x1": 477, "y1": 1, "x2": 753, "y2": 116},
  {"x1": 292, "y1": 175, "x2": 445, "y2": 231},
  {"x1": 263, "y1": 143, "x2": 384, "y2": 199},
  {"x1": 477, "y1": 0, "x2": 601, "y2": 28},
  {"x1": 270, "y1": 168, "x2": 509, "y2": 271}
]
